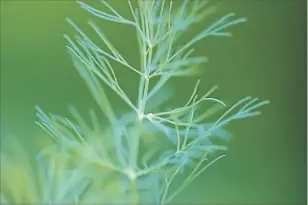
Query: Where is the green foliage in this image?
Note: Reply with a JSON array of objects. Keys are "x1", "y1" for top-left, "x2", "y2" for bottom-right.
[{"x1": 0, "y1": 1, "x2": 269, "y2": 204}]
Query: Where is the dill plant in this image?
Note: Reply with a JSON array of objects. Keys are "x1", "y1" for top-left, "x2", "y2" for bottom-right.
[{"x1": 0, "y1": 0, "x2": 269, "y2": 204}]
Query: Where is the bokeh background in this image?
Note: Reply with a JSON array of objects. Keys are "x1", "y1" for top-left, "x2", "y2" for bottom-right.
[{"x1": 1, "y1": 0, "x2": 306, "y2": 204}]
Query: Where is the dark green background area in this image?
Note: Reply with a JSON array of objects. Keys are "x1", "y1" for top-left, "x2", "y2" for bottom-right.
[{"x1": 1, "y1": 0, "x2": 306, "y2": 204}]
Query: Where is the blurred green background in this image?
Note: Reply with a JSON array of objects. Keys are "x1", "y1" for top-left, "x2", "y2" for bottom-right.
[{"x1": 1, "y1": 0, "x2": 306, "y2": 204}]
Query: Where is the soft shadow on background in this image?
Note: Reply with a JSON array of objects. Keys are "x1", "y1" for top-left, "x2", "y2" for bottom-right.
[{"x1": 1, "y1": 0, "x2": 307, "y2": 204}]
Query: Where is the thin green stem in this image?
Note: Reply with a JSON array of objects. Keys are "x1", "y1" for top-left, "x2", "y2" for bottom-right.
[{"x1": 130, "y1": 178, "x2": 138, "y2": 205}]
